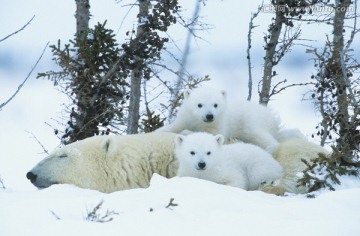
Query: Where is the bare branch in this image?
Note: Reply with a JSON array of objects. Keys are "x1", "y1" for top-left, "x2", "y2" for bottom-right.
[
  {"x1": 318, "y1": 84, "x2": 329, "y2": 147},
  {"x1": 50, "y1": 210, "x2": 61, "y2": 220},
  {"x1": 339, "y1": 50, "x2": 358, "y2": 111},
  {"x1": 0, "y1": 175, "x2": 5, "y2": 189},
  {"x1": 273, "y1": 25, "x2": 301, "y2": 65},
  {"x1": 0, "y1": 15, "x2": 35, "y2": 42},
  {"x1": 246, "y1": 2, "x2": 263, "y2": 101},
  {"x1": 0, "y1": 42, "x2": 49, "y2": 110},
  {"x1": 115, "y1": 1, "x2": 137, "y2": 35},
  {"x1": 165, "y1": 198, "x2": 178, "y2": 209},
  {"x1": 85, "y1": 199, "x2": 118, "y2": 223},
  {"x1": 26, "y1": 131, "x2": 49, "y2": 155},
  {"x1": 345, "y1": 0, "x2": 358, "y2": 52},
  {"x1": 167, "y1": 0, "x2": 203, "y2": 121},
  {"x1": 269, "y1": 79, "x2": 315, "y2": 98}
]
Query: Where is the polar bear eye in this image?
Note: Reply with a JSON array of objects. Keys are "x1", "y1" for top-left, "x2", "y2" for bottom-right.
[
  {"x1": 59, "y1": 154, "x2": 68, "y2": 158},
  {"x1": 214, "y1": 104, "x2": 218, "y2": 108},
  {"x1": 207, "y1": 151, "x2": 211, "y2": 155},
  {"x1": 190, "y1": 151, "x2": 195, "y2": 155},
  {"x1": 197, "y1": 104, "x2": 202, "y2": 108}
]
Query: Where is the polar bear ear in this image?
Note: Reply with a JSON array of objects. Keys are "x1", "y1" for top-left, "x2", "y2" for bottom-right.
[
  {"x1": 102, "y1": 137, "x2": 114, "y2": 157},
  {"x1": 215, "y1": 134, "x2": 224, "y2": 146},
  {"x1": 183, "y1": 90, "x2": 191, "y2": 99},
  {"x1": 175, "y1": 135, "x2": 185, "y2": 147},
  {"x1": 220, "y1": 90, "x2": 226, "y2": 98}
]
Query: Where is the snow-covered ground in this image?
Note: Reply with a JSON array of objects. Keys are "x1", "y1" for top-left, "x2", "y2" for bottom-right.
[{"x1": 1, "y1": 174, "x2": 360, "y2": 236}]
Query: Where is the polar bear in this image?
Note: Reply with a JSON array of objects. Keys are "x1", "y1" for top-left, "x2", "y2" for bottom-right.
[
  {"x1": 174, "y1": 132, "x2": 284, "y2": 190},
  {"x1": 156, "y1": 87, "x2": 281, "y2": 153},
  {"x1": 26, "y1": 132, "x2": 326, "y2": 195},
  {"x1": 26, "y1": 132, "x2": 178, "y2": 193},
  {"x1": 260, "y1": 138, "x2": 328, "y2": 195}
]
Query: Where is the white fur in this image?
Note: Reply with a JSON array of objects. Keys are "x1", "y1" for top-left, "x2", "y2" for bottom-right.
[
  {"x1": 175, "y1": 132, "x2": 284, "y2": 190},
  {"x1": 157, "y1": 87, "x2": 281, "y2": 152},
  {"x1": 260, "y1": 138, "x2": 328, "y2": 195},
  {"x1": 27, "y1": 132, "x2": 178, "y2": 193},
  {"x1": 27, "y1": 132, "x2": 327, "y2": 195}
]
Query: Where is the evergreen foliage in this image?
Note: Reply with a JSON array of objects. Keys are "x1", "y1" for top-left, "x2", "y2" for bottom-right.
[
  {"x1": 39, "y1": 1, "x2": 181, "y2": 141},
  {"x1": 38, "y1": 21, "x2": 129, "y2": 144},
  {"x1": 141, "y1": 107, "x2": 165, "y2": 133},
  {"x1": 298, "y1": 150, "x2": 359, "y2": 192}
]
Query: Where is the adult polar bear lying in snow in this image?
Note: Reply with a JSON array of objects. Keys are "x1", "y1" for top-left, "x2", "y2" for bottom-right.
[
  {"x1": 27, "y1": 132, "x2": 327, "y2": 195},
  {"x1": 26, "y1": 132, "x2": 178, "y2": 193}
]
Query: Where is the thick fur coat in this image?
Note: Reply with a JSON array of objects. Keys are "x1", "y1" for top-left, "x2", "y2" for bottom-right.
[{"x1": 27, "y1": 132, "x2": 178, "y2": 193}]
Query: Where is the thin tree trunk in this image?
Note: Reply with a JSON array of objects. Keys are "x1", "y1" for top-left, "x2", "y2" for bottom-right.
[
  {"x1": 70, "y1": 0, "x2": 91, "y2": 143},
  {"x1": 246, "y1": 4, "x2": 262, "y2": 101},
  {"x1": 127, "y1": 70, "x2": 142, "y2": 134},
  {"x1": 259, "y1": 0, "x2": 283, "y2": 106},
  {"x1": 127, "y1": 0, "x2": 149, "y2": 134},
  {"x1": 75, "y1": 0, "x2": 90, "y2": 40},
  {"x1": 332, "y1": 0, "x2": 351, "y2": 155}
]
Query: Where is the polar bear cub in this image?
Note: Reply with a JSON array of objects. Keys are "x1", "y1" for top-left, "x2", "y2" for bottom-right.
[
  {"x1": 157, "y1": 86, "x2": 281, "y2": 153},
  {"x1": 175, "y1": 132, "x2": 284, "y2": 190}
]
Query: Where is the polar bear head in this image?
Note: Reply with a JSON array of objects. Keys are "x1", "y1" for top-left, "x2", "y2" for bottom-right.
[
  {"x1": 26, "y1": 136, "x2": 114, "y2": 192},
  {"x1": 175, "y1": 132, "x2": 224, "y2": 175},
  {"x1": 26, "y1": 133, "x2": 178, "y2": 193},
  {"x1": 183, "y1": 87, "x2": 227, "y2": 124}
]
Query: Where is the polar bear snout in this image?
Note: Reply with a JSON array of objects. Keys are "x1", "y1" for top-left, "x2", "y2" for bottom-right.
[
  {"x1": 205, "y1": 114, "x2": 214, "y2": 122},
  {"x1": 26, "y1": 170, "x2": 58, "y2": 189},
  {"x1": 26, "y1": 171, "x2": 37, "y2": 183},
  {"x1": 197, "y1": 162, "x2": 206, "y2": 170}
]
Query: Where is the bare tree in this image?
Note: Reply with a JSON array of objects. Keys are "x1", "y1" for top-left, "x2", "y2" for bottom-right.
[
  {"x1": 259, "y1": 0, "x2": 285, "y2": 105},
  {"x1": 258, "y1": 0, "x2": 319, "y2": 105},
  {"x1": 246, "y1": 3, "x2": 263, "y2": 101},
  {"x1": 330, "y1": 0, "x2": 354, "y2": 157},
  {"x1": 127, "y1": 0, "x2": 149, "y2": 134}
]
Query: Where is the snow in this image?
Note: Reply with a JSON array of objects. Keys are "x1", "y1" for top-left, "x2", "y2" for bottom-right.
[
  {"x1": 1, "y1": 173, "x2": 360, "y2": 236},
  {"x1": 87, "y1": 32, "x2": 94, "y2": 41},
  {"x1": 139, "y1": 16, "x2": 149, "y2": 26},
  {"x1": 1, "y1": 1, "x2": 360, "y2": 235}
]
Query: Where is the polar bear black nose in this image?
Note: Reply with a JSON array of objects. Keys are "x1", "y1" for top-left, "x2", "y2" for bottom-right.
[
  {"x1": 205, "y1": 114, "x2": 214, "y2": 121},
  {"x1": 26, "y1": 172, "x2": 37, "y2": 183},
  {"x1": 198, "y1": 162, "x2": 206, "y2": 170}
]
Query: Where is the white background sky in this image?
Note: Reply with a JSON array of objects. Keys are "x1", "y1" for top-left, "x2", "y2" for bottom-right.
[{"x1": 1, "y1": 0, "x2": 357, "y2": 189}]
